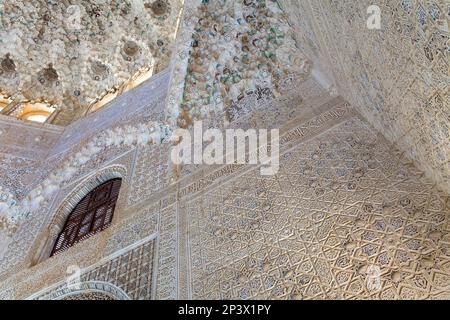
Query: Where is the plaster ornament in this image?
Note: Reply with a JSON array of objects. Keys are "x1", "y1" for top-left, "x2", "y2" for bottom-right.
[
  {"x1": 327, "y1": 85, "x2": 339, "y2": 97},
  {"x1": 40, "y1": 64, "x2": 59, "y2": 85},
  {"x1": 0, "y1": 232, "x2": 13, "y2": 260},
  {"x1": 146, "y1": 0, "x2": 171, "y2": 18},
  {"x1": 168, "y1": 0, "x2": 311, "y2": 126},
  {"x1": 123, "y1": 41, "x2": 141, "y2": 60},
  {"x1": 90, "y1": 60, "x2": 111, "y2": 81},
  {"x1": 43, "y1": 184, "x2": 59, "y2": 198},
  {"x1": 0, "y1": 203, "x2": 9, "y2": 218},
  {"x1": 0, "y1": 54, "x2": 17, "y2": 76},
  {"x1": 0, "y1": 0, "x2": 310, "y2": 264},
  {"x1": 0, "y1": 54, "x2": 21, "y2": 94},
  {"x1": 0, "y1": 116, "x2": 171, "y2": 235},
  {"x1": 30, "y1": 195, "x2": 45, "y2": 211},
  {"x1": 0, "y1": 0, "x2": 183, "y2": 124},
  {"x1": 62, "y1": 166, "x2": 77, "y2": 180}
]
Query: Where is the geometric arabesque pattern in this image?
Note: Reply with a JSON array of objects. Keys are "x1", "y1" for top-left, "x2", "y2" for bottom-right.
[
  {"x1": 62, "y1": 292, "x2": 115, "y2": 300},
  {"x1": 281, "y1": 0, "x2": 450, "y2": 193},
  {"x1": 185, "y1": 117, "x2": 450, "y2": 299}
]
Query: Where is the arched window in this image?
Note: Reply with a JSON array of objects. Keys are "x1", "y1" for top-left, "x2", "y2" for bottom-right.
[{"x1": 51, "y1": 178, "x2": 122, "y2": 256}]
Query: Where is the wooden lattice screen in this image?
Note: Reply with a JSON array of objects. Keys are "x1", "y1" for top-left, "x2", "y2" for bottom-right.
[{"x1": 51, "y1": 178, "x2": 122, "y2": 256}]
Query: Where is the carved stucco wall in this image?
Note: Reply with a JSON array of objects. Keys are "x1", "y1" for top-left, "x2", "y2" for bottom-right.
[
  {"x1": 0, "y1": 0, "x2": 449, "y2": 298},
  {"x1": 0, "y1": 116, "x2": 62, "y2": 199},
  {"x1": 0, "y1": 79, "x2": 449, "y2": 299},
  {"x1": 49, "y1": 69, "x2": 169, "y2": 158},
  {"x1": 280, "y1": 0, "x2": 449, "y2": 194},
  {"x1": 180, "y1": 110, "x2": 450, "y2": 300}
]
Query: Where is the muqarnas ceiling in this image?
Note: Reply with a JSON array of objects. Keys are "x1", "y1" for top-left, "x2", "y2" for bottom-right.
[
  {"x1": 0, "y1": 0, "x2": 183, "y2": 125},
  {"x1": 166, "y1": 0, "x2": 311, "y2": 128}
]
